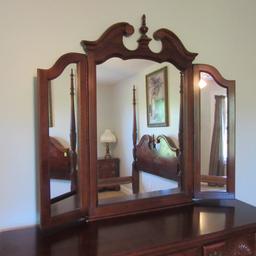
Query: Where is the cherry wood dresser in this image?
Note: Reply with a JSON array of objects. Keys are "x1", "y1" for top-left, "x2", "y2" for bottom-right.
[{"x1": 1, "y1": 199, "x2": 255, "y2": 256}]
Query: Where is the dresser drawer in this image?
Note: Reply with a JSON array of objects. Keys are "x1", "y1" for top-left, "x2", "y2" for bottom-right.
[
  {"x1": 203, "y1": 242, "x2": 226, "y2": 256},
  {"x1": 169, "y1": 248, "x2": 200, "y2": 256},
  {"x1": 97, "y1": 158, "x2": 120, "y2": 190},
  {"x1": 98, "y1": 169, "x2": 116, "y2": 179},
  {"x1": 98, "y1": 161, "x2": 116, "y2": 172}
]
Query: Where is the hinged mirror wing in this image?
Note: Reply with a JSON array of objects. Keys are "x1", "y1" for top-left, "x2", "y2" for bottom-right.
[
  {"x1": 193, "y1": 64, "x2": 235, "y2": 199},
  {"x1": 81, "y1": 15, "x2": 198, "y2": 220},
  {"x1": 37, "y1": 53, "x2": 89, "y2": 229}
]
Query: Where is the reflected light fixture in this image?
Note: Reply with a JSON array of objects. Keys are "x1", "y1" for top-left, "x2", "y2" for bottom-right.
[
  {"x1": 100, "y1": 129, "x2": 116, "y2": 159},
  {"x1": 199, "y1": 78, "x2": 207, "y2": 89}
]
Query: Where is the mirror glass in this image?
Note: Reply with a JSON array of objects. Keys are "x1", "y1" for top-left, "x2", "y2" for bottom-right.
[
  {"x1": 199, "y1": 72, "x2": 227, "y2": 192},
  {"x1": 96, "y1": 58, "x2": 181, "y2": 205},
  {"x1": 48, "y1": 64, "x2": 80, "y2": 216}
]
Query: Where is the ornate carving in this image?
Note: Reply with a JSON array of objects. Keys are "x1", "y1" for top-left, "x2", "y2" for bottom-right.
[
  {"x1": 137, "y1": 14, "x2": 151, "y2": 46},
  {"x1": 229, "y1": 241, "x2": 253, "y2": 256},
  {"x1": 135, "y1": 134, "x2": 179, "y2": 181},
  {"x1": 81, "y1": 15, "x2": 197, "y2": 69},
  {"x1": 203, "y1": 234, "x2": 255, "y2": 256},
  {"x1": 227, "y1": 236, "x2": 254, "y2": 256}
]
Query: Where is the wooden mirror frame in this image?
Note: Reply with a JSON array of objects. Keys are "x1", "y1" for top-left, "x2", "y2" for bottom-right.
[
  {"x1": 193, "y1": 64, "x2": 235, "y2": 199},
  {"x1": 37, "y1": 17, "x2": 236, "y2": 229},
  {"x1": 37, "y1": 53, "x2": 89, "y2": 229},
  {"x1": 81, "y1": 16, "x2": 198, "y2": 221}
]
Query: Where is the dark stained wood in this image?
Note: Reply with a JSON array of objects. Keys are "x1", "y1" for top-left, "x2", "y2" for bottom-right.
[
  {"x1": 37, "y1": 53, "x2": 89, "y2": 229},
  {"x1": 98, "y1": 176, "x2": 133, "y2": 188},
  {"x1": 49, "y1": 137, "x2": 70, "y2": 180},
  {"x1": 81, "y1": 17, "x2": 197, "y2": 70},
  {"x1": 69, "y1": 69, "x2": 77, "y2": 191},
  {"x1": 1, "y1": 200, "x2": 256, "y2": 256},
  {"x1": 132, "y1": 86, "x2": 139, "y2": 193},
  {"x1": 134, "y1": 135, "x2": 179, "y2": 181},
  {"x1": 98, "y1": 188, "x2": 181, "y2": 206},
  {"x1": 178, "y1": 72, "x2": 184, "y2": 188},
  {"x1": 201, "y1": 174, "x2": 227, "y2": 186},
  {"x1": 180, "y1": 66, "x2": 195, "y2": 198},
  {"x1": 193, "y1": 64, "x2": 235, "y2": 200},
  {"x1": 132, "y1": 84, "x2": 180, "y2": 190},
  {"x1": 37, "y1": 16, "x2": 237, "y2": 230},
  {"x1": 81, "y1": 15, "x2": 196, "y2": 221},
  {"x1": 97, "y1": 158, "x2": 121, "y2": 191},
  {"x1": 137, "y1": 14, "x2": 151, "y2": 45}
]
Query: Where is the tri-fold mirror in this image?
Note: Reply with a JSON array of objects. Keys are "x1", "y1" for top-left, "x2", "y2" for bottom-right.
[{"x1": 37, "y1": 16, "x2": 235, "y2": 229}]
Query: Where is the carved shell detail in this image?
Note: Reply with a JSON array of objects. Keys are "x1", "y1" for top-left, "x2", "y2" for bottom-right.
[{"x1": 228, "y1": 241, "x2": 252, "y2": 256}]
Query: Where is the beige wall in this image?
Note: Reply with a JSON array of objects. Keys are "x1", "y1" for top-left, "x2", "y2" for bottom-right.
[{"x1": 1, "y1": 0, "x2": 256, "y2": 230}]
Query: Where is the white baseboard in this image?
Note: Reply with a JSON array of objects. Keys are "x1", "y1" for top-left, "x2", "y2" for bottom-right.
[{"x1": 0, "y1": 224, "x2": 36, "y2": 233}]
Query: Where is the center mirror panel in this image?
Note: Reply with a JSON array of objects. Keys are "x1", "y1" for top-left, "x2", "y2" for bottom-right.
[{"x1": 96, "y1": 58, "x2": 181, "y2": 205}]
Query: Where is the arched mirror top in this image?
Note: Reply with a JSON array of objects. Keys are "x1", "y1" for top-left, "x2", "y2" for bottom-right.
[
  {"x1": 194, "y1": 64, "x2": 235, "y2": 89},
  {"x1": 79, "y1": 15, "x2": 197, "y2": 220},
  {"x1": 38, "y1": 53, "x2": 87, "y2": 81},
  {"x1": 81, "y1": 15, "x2": 198, "y2": 69}
]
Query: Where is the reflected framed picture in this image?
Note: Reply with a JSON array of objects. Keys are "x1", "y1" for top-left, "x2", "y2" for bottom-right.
[{"x1": 146, "y1": 66, "x2": 169, "y2": 127}]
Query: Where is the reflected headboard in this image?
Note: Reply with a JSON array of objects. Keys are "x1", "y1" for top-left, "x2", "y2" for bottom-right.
[
  {"x1": 135, "y1": 134, "x2": 180, "y2": 181},
  {"x1": 49, "y1": 137, "x2": 70, "y2": 180},
  {"x1": 132, "y1": 87, "x2": 180, "y2": 194}
]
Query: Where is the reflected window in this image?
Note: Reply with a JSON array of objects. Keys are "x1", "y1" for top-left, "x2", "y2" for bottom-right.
[{"x1": 200, "y1": 72, "x2": 227, "y2": 191}]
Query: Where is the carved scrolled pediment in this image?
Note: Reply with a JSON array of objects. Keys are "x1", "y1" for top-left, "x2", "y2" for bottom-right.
[{"x1": 81, "y1": 15, "x2": 197, "y2": 69}]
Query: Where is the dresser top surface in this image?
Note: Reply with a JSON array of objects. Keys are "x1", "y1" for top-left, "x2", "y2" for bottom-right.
[{"x1": 1, "y1": 199, "x2": 256, "y2": 256}]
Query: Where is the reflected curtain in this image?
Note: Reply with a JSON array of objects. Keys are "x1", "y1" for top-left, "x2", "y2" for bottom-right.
[{"x1": 208, "y1": 95, "x2": 226, "y2": 180}]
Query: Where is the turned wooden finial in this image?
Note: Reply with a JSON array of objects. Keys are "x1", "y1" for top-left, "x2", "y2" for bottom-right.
[
  {"x1": 140, "y1": 15, "x2": 148, "y2": 36},
  {"x1": 137, "y1": 14, "x2": 151, "y2": 44},
  {"x1": 133, "y1": 85, "x2": 136, "y2": 105}
]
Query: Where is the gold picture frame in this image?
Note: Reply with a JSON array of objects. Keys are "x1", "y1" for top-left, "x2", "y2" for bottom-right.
[{"x1": 146, "y1": 66, "x2": 169, "y2": 127}]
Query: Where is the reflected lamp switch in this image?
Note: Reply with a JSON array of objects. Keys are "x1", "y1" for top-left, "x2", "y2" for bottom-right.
[
  {"x1": 199, "y1": 78, "x2": 207, "y2": 89},
  {"x1": 100, "y1": 129, "x2": 116, "y2": 159}
]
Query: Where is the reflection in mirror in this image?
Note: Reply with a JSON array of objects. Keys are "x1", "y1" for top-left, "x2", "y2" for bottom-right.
[
  {"x1": 199, "y1": 211, "x2": 227, "y2": 234},
  {"x1": 96, "y1": 58, "x2": 181, "y2": 204},
  {"x1": 48, "y1": 64, "x2": 80, "y2": 216},
  {"x1": 199, "y1": 72, "x2": 227, "y2": 192},
  {"x1": 197, "y1": 206, "x2": 234, "y2": 235}
]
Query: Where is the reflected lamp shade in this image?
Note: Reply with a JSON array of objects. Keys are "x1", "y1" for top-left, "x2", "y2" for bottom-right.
[{"x1": 100, "y1": 129, "x2": 116, "y2": 159}]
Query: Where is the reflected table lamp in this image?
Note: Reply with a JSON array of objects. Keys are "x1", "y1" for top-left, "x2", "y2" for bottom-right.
[{"x1": 100, "y1": 129, "x2": 116, "y2": 159}]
